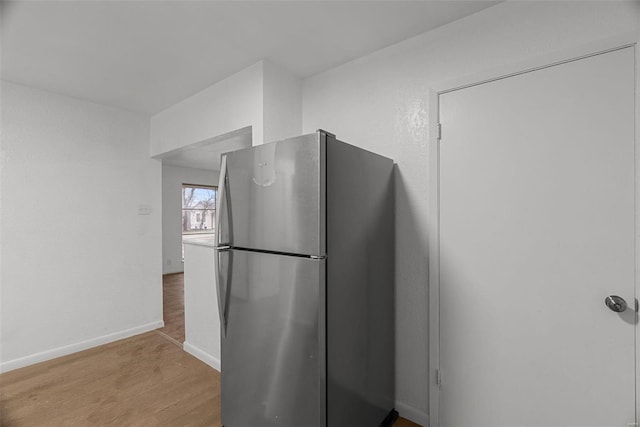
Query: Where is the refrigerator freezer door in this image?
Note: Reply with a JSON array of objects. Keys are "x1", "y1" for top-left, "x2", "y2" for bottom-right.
[
  {"x1": 220, "y1": 133, "x2": 325, "y2": 255},
  {"x1": 221, "y1": 249, "x2": 326, "y2": 427}
]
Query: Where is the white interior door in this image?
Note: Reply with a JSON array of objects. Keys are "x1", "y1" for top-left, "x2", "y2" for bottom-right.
[{"x1": 438, "y1": 46, "x2": 636, "y2": 427}]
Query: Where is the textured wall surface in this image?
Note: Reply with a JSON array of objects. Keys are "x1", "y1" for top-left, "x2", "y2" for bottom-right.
[
  {"x1": 1, "y1": 82, "x2": 163, "y2": 370},
  {"x1": 150, "y1": 62, "x2": 263, "y2": 155},
  {"x1": 302, "y1": 2, "x2": 640, "y2": 423}
]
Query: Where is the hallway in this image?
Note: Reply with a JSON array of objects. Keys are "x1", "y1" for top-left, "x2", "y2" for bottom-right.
[{"x1": 158, "y1": 273, "x2": 185, "y2": 344}]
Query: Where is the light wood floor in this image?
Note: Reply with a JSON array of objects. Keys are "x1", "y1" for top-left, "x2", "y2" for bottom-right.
[
  {"x1": 0, "y1": 332, "x2": 220, "y2": 426},
  {"x1": 1, "y1": 332, "x2": 420, "y2": 426},
  {"x1": 158, "y1": 272, "x2": 186, "y2": 343},
  {"x1": 0, "y1": 273, "x2": 421, "y2": 426}
]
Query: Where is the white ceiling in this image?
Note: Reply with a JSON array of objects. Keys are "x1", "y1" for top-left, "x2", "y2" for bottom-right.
[{"x1": 1, "y1": 0, "x2": 500, "y2": 115}]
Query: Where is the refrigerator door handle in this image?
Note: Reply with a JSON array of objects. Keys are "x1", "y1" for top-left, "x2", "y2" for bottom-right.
[
  {"x1": 215, "y1": 155, "x2": 228, "y2": 247},
  {"x1": 215, "y1": 155, "x2": 232, "y2": 337},
  {"x1": 214, "y1": 246, "x2": 231, "y2": 337}
]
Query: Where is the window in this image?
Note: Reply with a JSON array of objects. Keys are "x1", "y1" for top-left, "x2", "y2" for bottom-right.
[{"x1": 182, "y1": 184, "x2": 217, "y2": 258}]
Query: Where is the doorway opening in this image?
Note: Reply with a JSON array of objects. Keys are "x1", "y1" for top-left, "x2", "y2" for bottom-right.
[{"x1": 155, "y1": 126, "x2": 252, "y2": 349}]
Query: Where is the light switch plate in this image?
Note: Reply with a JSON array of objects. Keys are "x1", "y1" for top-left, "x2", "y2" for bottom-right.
[{"x1": 138, "y1": 204, "x2": 152, "y2": 215}]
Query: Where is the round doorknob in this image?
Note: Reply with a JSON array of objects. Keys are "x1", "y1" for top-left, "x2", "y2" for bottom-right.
[{"x1": 604, "y1": 295, "x2": 627, "y2": 313}]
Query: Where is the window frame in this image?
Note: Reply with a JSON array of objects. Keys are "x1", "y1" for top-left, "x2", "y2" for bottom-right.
[{"x1": 181, "y1": 183, "x2": 218, "y2": 236}]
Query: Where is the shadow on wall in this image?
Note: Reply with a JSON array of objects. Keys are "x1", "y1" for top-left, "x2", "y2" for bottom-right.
[
  {"x1": 393, "y1": 164, "x2": 430, "y2": 414},
  {"x1": 617, "y1": 299, "x2": 639, "y2": 326}
]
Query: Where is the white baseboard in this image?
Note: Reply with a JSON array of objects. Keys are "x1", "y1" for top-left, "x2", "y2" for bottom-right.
[
  {"x1": 183, "y1": 341, "x2": 221, "y2": 372},
  {"x1": 395, "y1": 400, "x2": 429, "y2": 427},
  {"x1": 0, "y1": 320, "x2": 164, "y2": 373}
]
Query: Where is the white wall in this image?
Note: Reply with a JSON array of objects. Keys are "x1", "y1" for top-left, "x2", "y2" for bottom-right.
[
  {"x1": 302, "y1": 1, "x2": 640, "y2": 424},
  {"x1": 183, "y1": 242, "x2": 220, "y2": 371},
  {"x1": 263, "y1": 60, "x2": 302, "y2": 143},
  {"x1": 0, "y1": 81, "x2": 163, "y2": 371},
  {"x1": 150, "y1": 62, "x2": 263, "y2": 156},
  {"x1": 150, "y1": 60, "x2": 302, "y2": 157},
  {"x1": 162, "y1": 164, "x2": 219, "y2": 274}
]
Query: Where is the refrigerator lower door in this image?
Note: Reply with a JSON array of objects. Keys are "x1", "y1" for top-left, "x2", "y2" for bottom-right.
[{"x1": 221, "y1": 249, "x2": 326, "y2": 427}]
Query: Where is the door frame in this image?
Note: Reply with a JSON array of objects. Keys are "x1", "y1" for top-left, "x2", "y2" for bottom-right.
[{"x1": 427, "y1": 34, "x2": 640, "y2": 427}]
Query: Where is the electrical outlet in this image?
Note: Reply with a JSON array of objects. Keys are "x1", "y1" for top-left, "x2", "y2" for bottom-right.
[{"x1": 167, "y1": 259, "x2": 172, "y2": 266}]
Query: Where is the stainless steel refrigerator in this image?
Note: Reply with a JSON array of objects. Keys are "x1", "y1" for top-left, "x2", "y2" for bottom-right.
[{"x1": 214, "y1": 130, "x2": 395, "y2": 427}]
